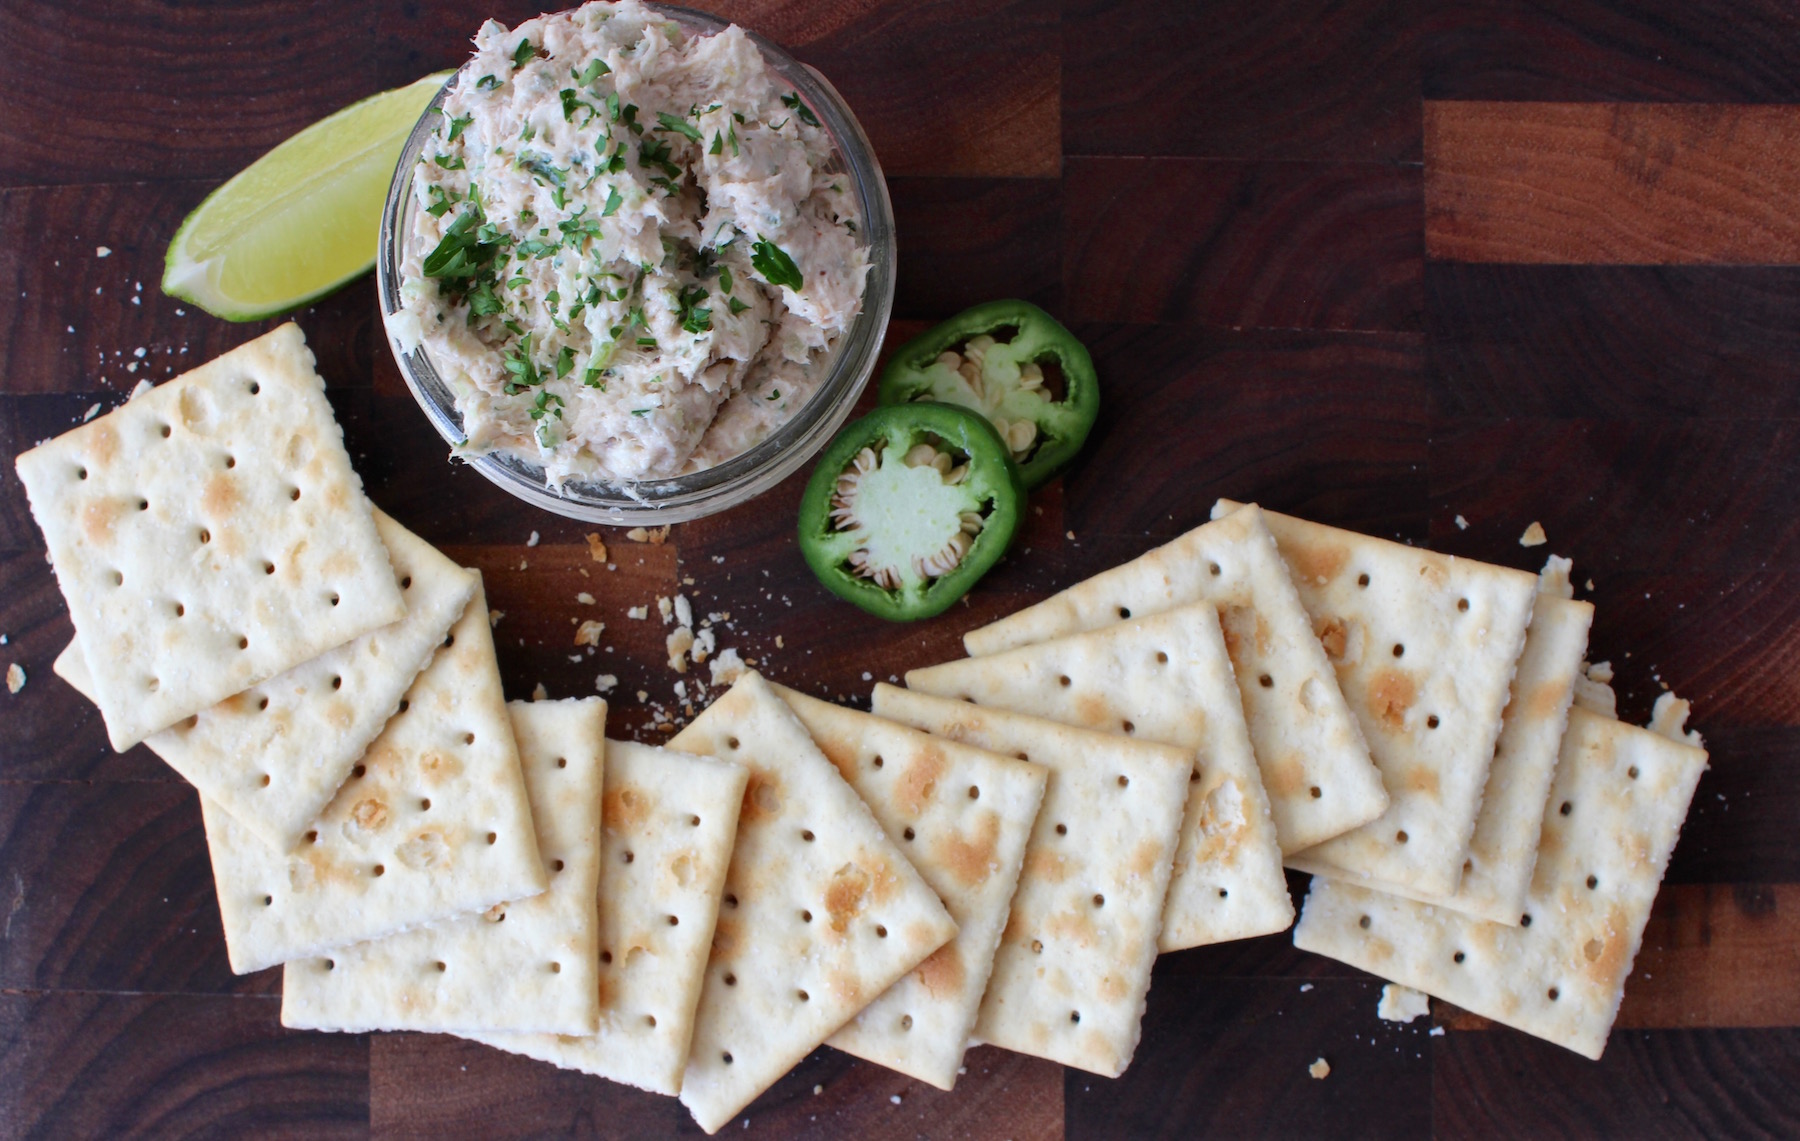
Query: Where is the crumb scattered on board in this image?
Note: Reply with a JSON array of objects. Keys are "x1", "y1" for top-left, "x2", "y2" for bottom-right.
[
  {"x1": 1309, "y1": 1058, "x2": 1330, "y2": 1080},
  {"x1": 1454, "y1": 514, "x2": 1468, "y2": 530},
  {"x1": 585, "y1": 533, "x2": 608, "y2": 563},
  {"x1": 1519, "y1": 521, "x2": 1547, "y2": 547},
  {"x1": 1378, "y1": 983, "x2": 1430, "y2": 1023},
  {"x1": 5, "y1": 664, "x2": 24, "y2": 694}
]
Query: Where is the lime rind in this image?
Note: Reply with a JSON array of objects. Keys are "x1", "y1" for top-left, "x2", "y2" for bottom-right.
[{"x1": 163, "y1": 72, "x2": 452, "y2": 322}]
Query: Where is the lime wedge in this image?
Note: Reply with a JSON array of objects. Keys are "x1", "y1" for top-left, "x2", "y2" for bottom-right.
[{"x1": 163, "y1": 72, "x2": 452, "y2": 321}]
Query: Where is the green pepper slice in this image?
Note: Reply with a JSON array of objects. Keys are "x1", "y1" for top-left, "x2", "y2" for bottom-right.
[
  {"x1": 798, "y1": 403, "x2": 1024, "y2": 622},
  {"x1": 877, "y1": 299, "x2": 1099, "y2": 489}
]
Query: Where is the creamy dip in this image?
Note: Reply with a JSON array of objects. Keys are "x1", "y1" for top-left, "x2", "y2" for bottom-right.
[{"x1": 389, "y1": 0, "x2": 868, "y2": 484}]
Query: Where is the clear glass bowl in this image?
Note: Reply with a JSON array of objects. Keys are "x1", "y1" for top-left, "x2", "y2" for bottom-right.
[{"x1": 376, "y1": 3, "x2": 896, "y2": 524}]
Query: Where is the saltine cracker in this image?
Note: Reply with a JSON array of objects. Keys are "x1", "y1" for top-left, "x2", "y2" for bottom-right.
[
  {"x1": 773, "y1": 685, "x2": 1046, "y2": 1091},
  {"x1": 906, "y1": 605, "x2": 1294, "y2": 951},
  {"x1": 15, "y1": 324, "x2": 404, "y2": 750},
  {"x1": 870, "y1": 685, "x2": 1188, "y2": 1078},
  {"x1": 964, "y1": 503, "x2": 1384, "y2": 853},
  {"x1": 281, "y1": 699, "x2": 606, "y2": 1035}
]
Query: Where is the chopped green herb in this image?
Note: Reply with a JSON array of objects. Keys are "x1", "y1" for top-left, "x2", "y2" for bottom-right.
[
  {"x1": 476, "y1": 73, "x2": 501, "y2": 91},
  {"x1": 709, "y1": 131, "x2": 723, "y2": 155},
  {"x1": 602, "y1": 185, "x2": 624, "y2": 217},
  {"x1": 512, "y1": 39, "x2": 537, "y2": 70},
  {"x1": 560, "y1": 89, "x2": 582, "y2": 122},
  {"x1": 422, "y1": 205, "x2": 504, "y2": 283},
  {"x1": 766, "y1": 388, "x2": 781, "y2": 400},
  {"x1": 718, "y1": 265, "x2": 732, "y2": 293},
  {"x1": 751, "y1": 240, "x2": 803, "y2": 291},
  {"x1": 446, "y1": 113, "x2": 473, "y2": 142},
  {"x1": 780, "y1": 92, "x2": 820, "y2": 127},
  {"x1": 605, "y1": 92, "x2": 621, "y2": 123},
  {"x1": 636, "y1": 336, "x2": 658, "y2": 347},
  {"x1": 582, "y1": 364, "x2": 606, "y2": 389},
  {"x1": 631, "y1": 408, "x2": 655, "y2": 416},
  {"x1": 502, "y1": 333, "x2": 541, "y2": 394},
  {"x1": 727, "y1": 295, "x2": 751, "y2": 315},
  {"x1": 433, "y1": 153, "x2": 466, "y2": 171},
  {"x1": 732, "y1": 111, "x2": 746, "y2": 124},
  {"x1": 574, "y1": 58, "x2": 610, "y2": 84},
  {"x1": 656, "y1": 111, "x2": 703, "y2": 142},
  {"x1": 555, "y1": 345, "x2": 575, "y2": 378},
  {"x1": 529, "y1": 390, "x2": 564, "y2": 420},
  {"x1": 676, "y1": 283, "x2": 713, "y2": 334},
  {"x1": 727, "y1": 124, "x2": 739, "y2": 156},
  {"x1": 424, "y1": 184, "x2": 455, "y2": 217},
  {"x1": 621, "y1": 103, "x2": 643, "y2": 135},
  {"x1": 638, "y1": 138, "x2": 681, "y2": 178}
]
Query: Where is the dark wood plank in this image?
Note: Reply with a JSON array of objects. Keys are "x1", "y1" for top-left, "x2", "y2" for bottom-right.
[
  {"x1": 0, "y1": 2, "x2": 378, "y2": 188},
  {"x1": 369, "y1": 1033, "x2": 1061, "y2": 1139},
  {"x1": 1432, "y1": 1025, "x2": 1800, "y2": 1138},
  {"x1": 1426, "y1": 420, "x2": 1800, "y2": 577},
  {"x1": 889, "y1": 177, "x2": 1063, "y2": 321},
  {"x1": 1065, "y1": 978, "x2": 1433, "y2": 1140},
  {"x1": 1426, "y1": 264, "x2": 1800, "y2": 419},
  {"x1": 1060, "y1": 324, "x2": 1430, "y2": 544},
  {"x1": 1064, "y1": 0, "x2": 1423, "y2": 163},
  {"x1": 1620, "y1": 884, "x2": 1800, "y2": 1029},
  {"x1": 1662, "y1": 729, "x2": 1800, "y2": 885},
  {"x1": 1062, "y1": 158, "x2": 1424, "y2": 332},
  {"x1": 1423, "y1": 0, "x2": 1800, "y2": 103},
  {"x1": 0, "y1": 992, "x2": 367, "y2": 1140},
  {"x1": 1425, "y1": 102, "x2": 1800, "y2": 264},
  {"x1": 378, "y1": 0, "x2": 1061, "y2": 178},
  {"x1": 0, "y1": 779, "x2": 258, "y2": 995}
]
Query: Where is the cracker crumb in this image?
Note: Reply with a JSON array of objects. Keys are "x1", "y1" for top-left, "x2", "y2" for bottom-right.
[
  {"x1": 128, "y1": 379, "x2": 153, "y2": 401},
  {"x1": 625, "y1": 525, "x2": 670, "y2": 544},
  {"x1": 626, "y1": 527, "x2": 649, "y2": 542},
  {"x1": 709, "y1": 648, "x2": 747, "y2": 687},
  {"x1": 775, "y1": 635, "x2": 784, "y2": 649},
  {"x1": 518, "y1": 560, "x2": 528, "y2": 570},
  {"x1": 1586, "y1": 660, "x2": 1614, "y2": 683},
  {"x1": 585, "y1": 533, "x2": 608, "y2": 563},
  {"x1": 674, "y1": 679, "x2": 687, "y2": 700},
  {"x1": 674, "y1": 594, "x2": 693, "y2": 628},
  {"x1": 1586, "y1": 578, "x2": 1595, "y2": 591},
  {"x1": 889, "y1": 1094, "x2": 902, "y2": 1105},
  {"x1": 526, "y1": 530, "x2": 540, "y2": 547},
  {"x1": 657, "y1": 596, "x2": 673, "y2": 624},
  {"x1": 5, "y1": 664, "x2": 24, "y2": 694},
  {"x1": 574, "y1": 619, "x2": 606, "y2": 647},
  {"x1": 1454, "y1": 514, "x2": 1469, "y2": 530},
  {"x1": 861, "y1": 671, "x2": 873, "y2": 681},
  {"x1": 531, "y1": 682, "x2": 549, "y2": 702},
  {"x1": 682, "y1": 575, "x2": 695, "y2": 585},
  {"x1": 1377, "y1": 983, "x2": 1430, "y2": 1023},
  {"x1": 627, "y1": 606, "x2": 648, "y2": 620},
  {"x1": 812, "y1": 1085, "x2": 823, "y2": 1096},
  {"x1": 489, "y1": 610, "x2": 505, "y2": 628},
  {"x1": 666, "y1": 627, "x2": 695, "y2": 674},
  {"x1": 1519, "y1": 521, "x2": 1547, "y2": 547},
  {"x1": 1648, "y1": 690, "x2": 1704, "y2": 748},
  {"x1": 81, "y1": 403, "x2": 100, "y2": 422},
  {"x1": 1429, "y1": 1026, "x2": 1445, "y2": 1037},
  {"x1": 637, "y1": 690, "x2": 649, "y2": 702},
  {"x1": 96, "y1": 246, "x2": 111, "y2": 257},
  {"x1": 1308, "y1": 1058, "x2": 1330, "y2": 1080},
  {"x1": 691, "y1": 626, "x2": 715, "y2": 663},
  {"x1": 595, "y1": 674, "x2": 618, "y2": 694},
  {"x1": 1299, "y1": 983, "x2": 1313, "y2": 992},
  {"x1": 576, "y1": 592, "x2": 596, "y2": 605}
]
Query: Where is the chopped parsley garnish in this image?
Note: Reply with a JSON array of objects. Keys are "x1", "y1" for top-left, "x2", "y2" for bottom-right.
[
  {"x1": 718, "y1": 265, "x2": 732, "y2": 294},
  {"x1": 424, "y1": 184, "x2": 455, "y2": 217},
  {"x1": 601, "y1": 185, "x2": 624, "y2": 217},
  {"x1": 555, "y1": 345, "x2": 576, "y2": 378},
  {"x1": 433, "y1": 153, "x2": 465, "y2": 170},
  {"x1": 751, "y1": 240, "x2": 803, "y2": 291},
  {"x1": 529, "y1": 390, "x2": 564, "y2": 420},
  {"x1": 656, "y1": 111, "x2": 703, "y2": 142},
  {"x1": 636, "y1": 336, "x2": 659, "y2": 347},
  {"x1": 709, "y1": 131, "x2": 722, "y2": 155},
  {"x1": 605, "y1": 92, "x2": 621, "y2": 123},
  {"x1": 501, "y1": 333, "x2": 542, "y2": 394},
  {"x1": 638, "y1": 138, "x2": 681, "y2": 178},
  {"x1": 676, "y1": 283, "x2": 713, "y2": 334},
  {"x1": 475, "y1": 74, "x2": 501, "y2": 91},
  {"x1": 446, "y1": 113, "x2": 473, "y2": 142},
  {"x1": 560, "y1": 89, "x2": 582, "y2": 122},
  {"x1": 582, "y1": 364, "x2": 606, "y2": 389},
  {"x1": 727, "y1": 296, "x2": 751, "y2": 315},
  {"x1": 780, "y1": 92, "x2": 820, "y2": 127},
  {"x1": 575, "y1": 58, "x2": 610, "y2": 84},
  {"x1": 511, "y1": 39, "x2": 538, "y2": 70},
  {"x1": 422, "y1": 205, "x2": 506, "y2": 284},
  {"x1": 621, "y1": 103, "x2": 643, "y2": 135},
  {"x1": 727, "y1": 125, "x2": 740, "y2": 156},
  {"x1": 631, "y1": 408, "x2": 655, "y2": 416},
  {"x1": 766, "y1": 388, "x2": 781, "y2": 400}
]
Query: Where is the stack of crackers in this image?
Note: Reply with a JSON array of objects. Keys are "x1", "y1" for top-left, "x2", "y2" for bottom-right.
[{"x1": 17, "y1": 324, "x2": 1709, "y2": 1133}]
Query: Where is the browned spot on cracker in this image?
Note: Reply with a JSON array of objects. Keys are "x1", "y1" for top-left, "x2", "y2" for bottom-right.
[
  {"x1": 1074, "y1": 693, "x2": 1111, "y2": 728},
  {"x1": 1405, "y1": 764, "x2": 1441, "y2": 797},
  {"x1": 897, "y1": 744, "x2": 945, "y2": 816},
  {"x1": 417, "y1": 749, "x2": 462, "y2": 784},
  {"x1": 827, "y1": 970, "x2": 863, "y2": 1006},
  {"x1": 1190, "y1": 779, "x2": 1248, "y2": 866},
  {"x1": 1026, "y1": 847, "x2": 1072, "y2": 883},
  {"x1": 1367, "y1": 667, "x2": 1416, "y2": 731},
  {"x1": 711, "y1": 915, "x2": 739, "y2": 956},
  {"x1": 1099, "y1": 972, "x2": 1129, "y2": 1002},
  {"x1": 915, "y1": 942, "x2": 965, "y2": 999},
  {"x1": 604, "y1": 782, "x2": 653, "y2": 831},
  {"x1": 1264, "y1": 753, "x2": 1306, "y2": 799},
  {"x1": 88, "y1": 420, "x2": 119, "y2": 465},
  {"x1": 934, "y1": 810, "x2": 1001, "y2": 887},
  {"x1": 1526, "y1": 680, "x2": 1566, "y2": 722},
  {"x1": 80, "y1": 497, "x2": 119, "y2": 545},
  {"x1": 1129, "y1": 836, "x2": 1164, "y2": 879},
  {"x1": 1316, "y1": 618, "x2": 1349, "y2": 661},
  {"x1": 1289, "y1": 543, "x2": 1348, "y2": 586},
  {"x1": 1046, "y1": 907, "x2": 1099, "y2": 949},
  {"x1": 200, "y1": 473, "x2": 238, "y2": 521},
  {"x1": 815, "y1": 737, "x2": 859, "y2": 782},
  {"x1": 825, "y1": 862, "x2": 872, "y2": 934},
  {"x1": 394, "y1": 830, "x2": 449, "y2": 871},
  {"x1": 349, "y1": 798, "x2": 389, "y2": 832},
  {"x1": 739, "y1": 767, "x2": 782, "y2": 823}
]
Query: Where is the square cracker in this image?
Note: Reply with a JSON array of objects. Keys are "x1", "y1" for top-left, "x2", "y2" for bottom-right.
[
  {"x1": 1217, "y1": 501, "x2": 1539, "y2": 898},
  {"x1": 204, "y1": 580, "x2": 546, "y2": 975},
  {"x1": 56, "y1": 509, "x2": 476, "y2": 850},
  {"x1": 870, "y1": 685, "x2": 1188, "y2": 1078},
  {"x1": 906, "y1": 604, "x2": 1294, "y2": 952},
  {"x1": 668, "y1": 673, "x2": 957, "y2": 1134},
  {"x1": 964, "y1": 503, "x2": 1385, "y2": 854},
  {"x1": 1293, "y1": 706, "x2": 1708, "y2": 1059},
  {"x1": 773, "y1": 684, "x2": 1047, "y2": 1092},
  {"x1": 465, "y1": 739, "x2": 749, "y2": 1096},
  {"x1": 280, "y1": 698, "x2": 607, "y2": 1035},
  {"x1": 15, "y1": 323, "x2": 404, "y2": 750},
  {"x1": 1343, "y1": 576, "x2": 1592, "y2": 925}
]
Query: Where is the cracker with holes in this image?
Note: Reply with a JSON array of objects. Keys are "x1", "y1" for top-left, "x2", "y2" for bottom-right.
[
  {"x1": 964, "y1": 503, "x2": 1385, "y2": 854},
  {"x1": 55, "y1": 509, "x2": 476, "y2": 851},
  {"x1": 1293, "y1": 706, "x2": 1708, "y2": 1059},
  {"x1": 667, "y1": 672, "x2": 957, "y2": 1134},
  {"x1": 906, "y1": 605, "x2": 1293, "y2": 951},
  {"x1": 1350, "y1": 560, "x2": 1592, "y2": 925},
  {"x1": 869, "y1": 685, "x2": 1188, "y2": 1077},
  {"x1": 464, "y1": 738, "x2": 748, "y2": 1096},
  {"x1": 14, "y1": 323, "x2": 404, "y2": 751},
  {"x1": 203, "y1": 581, "x2": 546, "y2": 974},
  {"x1": 772, "y1": 684, "x2": 1047, "y2": 1091},
  {"x1": 280, "y1": 698, "x2": 605, "y2": 1034},
  {"x1": 1214, "y1": 501, "x2": 1539, "y2": 898}
]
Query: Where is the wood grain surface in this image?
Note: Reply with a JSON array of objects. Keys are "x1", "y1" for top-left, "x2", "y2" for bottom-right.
[{"x1": 3, "y1": 0, "x2": 1798, "y2": 1138}]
